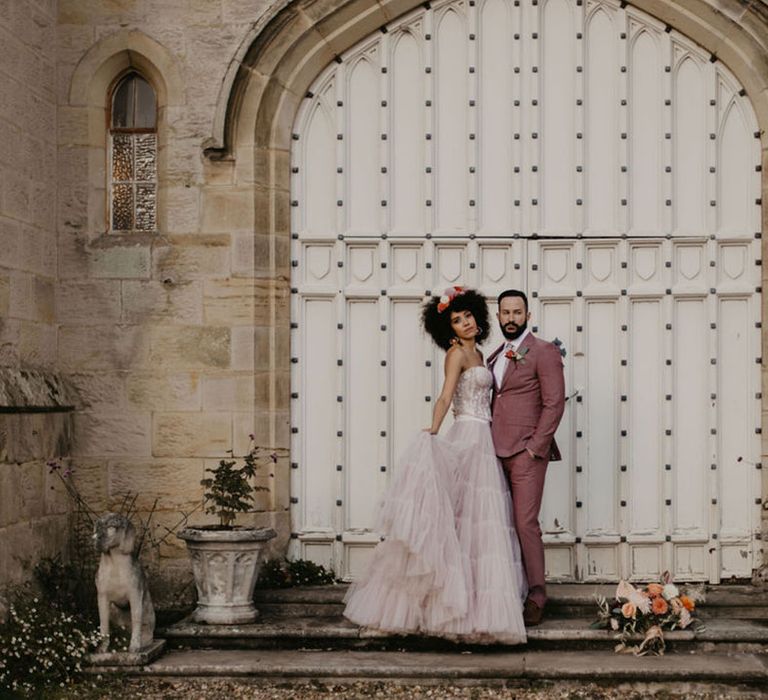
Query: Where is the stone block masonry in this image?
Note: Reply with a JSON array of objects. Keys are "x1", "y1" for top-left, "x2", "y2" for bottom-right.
[
  {"x1": 0, "y1": 0, "x2": 62, "y2": 590},
  {"x1": 0, "y1": 371, "x2": 75, "y2": 588},
  {"x1": 50, "y1": 0, "x2": 292, "y2": 597},
  {"x1": 0, "y1": 0, "x2": 58, "y2": 373}
]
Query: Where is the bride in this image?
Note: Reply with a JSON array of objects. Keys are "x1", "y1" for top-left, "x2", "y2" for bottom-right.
[{"x1": 343, "y1": 286, "x2": 527, "y2": 644}]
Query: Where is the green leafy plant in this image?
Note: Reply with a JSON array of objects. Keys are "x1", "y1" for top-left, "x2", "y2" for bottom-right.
[
  {"x1": 201, "y1": 438, "x2": 276, "y2": 528},
  {"x1": 255, "y1": 558, "x2": 336, "y2": 588}
]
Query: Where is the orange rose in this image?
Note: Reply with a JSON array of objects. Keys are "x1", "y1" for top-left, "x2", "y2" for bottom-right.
[
  {"x1": 647, "y1": 583, "x2": 663, "y2": 598},
  {"x1": 680, "y1": 595, "x2": 695, "y2": 611},
  {"x1": 621, "y1": 602, "x2": 636, "y2": 619},
  {"x1": 651, "y1": 597, "x2": 668, "y2": 615}
]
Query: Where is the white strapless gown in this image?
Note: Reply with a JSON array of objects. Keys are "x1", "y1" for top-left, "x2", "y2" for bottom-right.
[{"x1": 343, "y1": 366, "x2": 528, "y2": 644}]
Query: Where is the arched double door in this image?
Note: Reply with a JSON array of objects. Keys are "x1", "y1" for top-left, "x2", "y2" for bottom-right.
[{"x1": 289, "y1": 0, "x2": 762, "y2": 583}]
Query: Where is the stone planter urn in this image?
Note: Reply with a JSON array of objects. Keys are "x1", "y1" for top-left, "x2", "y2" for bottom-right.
[{"x1": 178, "y1": 526, "x2": 276, "y2": 624}]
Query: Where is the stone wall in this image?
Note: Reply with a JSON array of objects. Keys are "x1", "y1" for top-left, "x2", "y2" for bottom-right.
[
  {"x1": 0, "y1": 0, "x2": 69, "y2": 590},
  {"x1": 0, "y1": 370, "x2": 75, "y2": 588},
  {"x1": 56, "y1": 0, "x2": 288, "y2": 593},
  {"x1": 0, "y1": 409, "x2": 72, "y2": 587},
  {"x1": 0, "y1": 0, "x2": 57, "y2": 371}
]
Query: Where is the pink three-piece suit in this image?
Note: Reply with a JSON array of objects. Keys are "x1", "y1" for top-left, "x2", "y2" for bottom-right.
[{"x1": 486, "y1": 333, "x2": 566, "y2": 608}]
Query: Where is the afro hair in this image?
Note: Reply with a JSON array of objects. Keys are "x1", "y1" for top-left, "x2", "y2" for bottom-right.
[{"x1": 422, "y1": 287, "x2": 491, "y2": 350}]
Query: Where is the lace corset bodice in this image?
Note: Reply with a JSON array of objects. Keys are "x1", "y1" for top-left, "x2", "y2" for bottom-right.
[{"x1": 452, "y1": 366, "x2": 493, "y2": 422}]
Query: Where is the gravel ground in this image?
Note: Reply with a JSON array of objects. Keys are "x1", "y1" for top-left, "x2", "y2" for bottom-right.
[{"x1": 49, "y1": 678, "x2": 768, "y2": 699}]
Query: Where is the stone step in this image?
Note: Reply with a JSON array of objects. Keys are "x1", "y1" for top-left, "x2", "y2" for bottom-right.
[
  {"x1": 252, "y1": 583, "x2": 768, "y2": 620},
  {"x1": 115, "y1": 648, "x2": 768, "y2": 685},
  {"x1": 159, "y1": 615, "x2": 768, "y2": 654},
  {"x1": 253, "y1": 601, "x2": 768, "y2": 621}
]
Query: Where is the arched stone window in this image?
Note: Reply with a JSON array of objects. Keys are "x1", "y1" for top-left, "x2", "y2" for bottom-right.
[{"x1": 108, "y1": 71, "x2": 157, "y2": 232}]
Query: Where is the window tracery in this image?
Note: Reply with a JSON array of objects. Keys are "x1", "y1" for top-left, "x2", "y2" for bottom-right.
[{"x1": 108, "y1": 72, "x2": 157, "y2": 232}]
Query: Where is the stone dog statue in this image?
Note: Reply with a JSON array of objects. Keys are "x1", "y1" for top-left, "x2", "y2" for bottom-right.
[{"x1": 92, "y1": 512, "x2": 155, "y2": 652}]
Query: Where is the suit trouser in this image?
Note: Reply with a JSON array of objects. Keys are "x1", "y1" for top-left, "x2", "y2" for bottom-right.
[{"x1": 501, "y1": 450, "x2": 549, "y2": 608}]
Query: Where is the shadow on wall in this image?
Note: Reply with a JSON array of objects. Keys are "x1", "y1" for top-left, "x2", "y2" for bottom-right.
[{"x1": 0, "y1": 369, "x2": 77, "y2": 589}]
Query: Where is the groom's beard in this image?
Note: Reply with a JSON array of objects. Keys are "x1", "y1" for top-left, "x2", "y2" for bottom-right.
[{"x1": 500, "y1": 319, "x2": 527, "y2": 340}]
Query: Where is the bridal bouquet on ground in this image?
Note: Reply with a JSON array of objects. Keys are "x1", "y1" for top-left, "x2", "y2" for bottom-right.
[{"x1": 591, "y1": 572, "x2": 705, "y2": 656}]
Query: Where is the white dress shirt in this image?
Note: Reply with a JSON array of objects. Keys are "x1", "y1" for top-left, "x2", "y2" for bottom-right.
[{"x1": 493, "y1": 327, "x2": 530, "y2": 389}]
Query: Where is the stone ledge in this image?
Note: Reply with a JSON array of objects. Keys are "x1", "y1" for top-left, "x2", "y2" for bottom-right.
[
  {"x1": 160, "y1": 616, "x2": 768, "y2": 643},
  {"x1": 251, "y1": 583, "x2": 768, "y2": 607},
  {"x1": 88, "y1": 639, "x2": 167, "y2": 671},
  {"x1": 133, "y1": 648, "x2": 768, "y2": 683},
  {"x1": 158, "y1": 615, "x2": 768, "y2": 656},
  {"x1": 0, "y1": 368, "x2": 77, "y2": 410}
]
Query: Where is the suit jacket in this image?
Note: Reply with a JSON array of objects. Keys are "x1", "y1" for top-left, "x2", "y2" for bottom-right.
[{"x1": 487, "y1": 333, "x2": 565, "y2": 461}]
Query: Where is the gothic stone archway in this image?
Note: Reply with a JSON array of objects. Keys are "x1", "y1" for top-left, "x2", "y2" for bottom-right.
[{"x1": 214, "y1": 0, "x2": 768, "y2": 581}]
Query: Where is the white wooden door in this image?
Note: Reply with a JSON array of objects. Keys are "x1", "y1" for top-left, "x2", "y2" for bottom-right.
[{"x1": 289, "y1": 0, "x2": 762, "y2": 582}]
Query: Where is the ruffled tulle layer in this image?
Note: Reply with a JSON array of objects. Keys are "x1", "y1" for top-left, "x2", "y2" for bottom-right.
[{"x1": 343, "y1": 419, "x2": 527, "y2": 645}]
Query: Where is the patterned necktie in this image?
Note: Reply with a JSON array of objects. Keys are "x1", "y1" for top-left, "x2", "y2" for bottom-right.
[{"x1": 495, "y1": 342, "x2": 513, "y2": 387}]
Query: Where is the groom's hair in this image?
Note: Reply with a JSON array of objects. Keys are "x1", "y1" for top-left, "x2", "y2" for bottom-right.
[
  {"x1": 497, "y1": 289, "x2": 528, "y2": 312},
  {"x1": 422, "y1": 288, "x2": 491, "y2": 350}
]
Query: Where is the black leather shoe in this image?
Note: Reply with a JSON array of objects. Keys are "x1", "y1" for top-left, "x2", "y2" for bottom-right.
[{"x1": 523, "y1": 598, "x2": 544, "y2": 626}]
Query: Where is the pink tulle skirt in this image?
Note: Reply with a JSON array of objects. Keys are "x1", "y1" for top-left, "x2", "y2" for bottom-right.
[{"x1": 343, "y1": 417, "x2": 528, "y2": 644}]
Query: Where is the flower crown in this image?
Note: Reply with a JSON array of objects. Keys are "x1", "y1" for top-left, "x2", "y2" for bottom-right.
[{"x1": 437, "y1": 286, "x2": 466, "y2": 313}]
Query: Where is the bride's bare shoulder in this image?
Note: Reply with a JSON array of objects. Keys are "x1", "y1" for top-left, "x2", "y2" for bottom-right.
[
  {"x1": 445, "y1": 345, "x2": 463, "y2": 361},
  {"x1": 446, "y1": 344, "x2": 474, "y2": 368}
]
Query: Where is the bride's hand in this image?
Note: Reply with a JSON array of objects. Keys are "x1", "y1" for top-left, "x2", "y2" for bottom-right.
[{"x1": 423, "y1": 428, "x2": 437, "y2": 435}]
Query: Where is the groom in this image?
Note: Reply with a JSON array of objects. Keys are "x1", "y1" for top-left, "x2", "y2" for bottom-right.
[{"x1": 487, "y1": 289, "x2": 565, "y2": 626}]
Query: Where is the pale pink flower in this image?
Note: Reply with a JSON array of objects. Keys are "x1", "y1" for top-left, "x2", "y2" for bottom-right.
[
  {"x1": 621, "y1": 602, "x2": 636, "y2": 619},
  {"x1": 616, "y1": 579, "x2": 651, "y2": 614}
]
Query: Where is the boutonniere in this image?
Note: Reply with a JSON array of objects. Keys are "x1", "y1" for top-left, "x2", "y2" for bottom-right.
[{"x1": 504, "y1": 346, "x2": 529, "y2": 364}]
